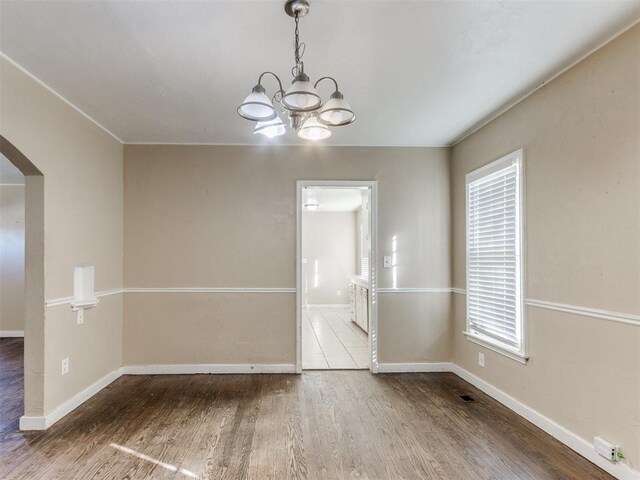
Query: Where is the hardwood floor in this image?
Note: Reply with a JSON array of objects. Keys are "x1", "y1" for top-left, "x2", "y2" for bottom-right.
[
  {"x1": 0, "y1": 338, "x2": 23, "y2": 438},
  {"x1": 0, "y1": 343, "x2": 611, "y2": 479}
]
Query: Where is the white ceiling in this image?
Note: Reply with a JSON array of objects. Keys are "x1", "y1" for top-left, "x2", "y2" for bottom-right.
[
  {"x1": 0, "y1": 153, "x2": 25, "y2": 185},
  {"x1": 1, "y1": 1, "x2": 638, "y2": 146},
  {"x1": 303, "y1": 188, "x2": 364, "y2": 211}
]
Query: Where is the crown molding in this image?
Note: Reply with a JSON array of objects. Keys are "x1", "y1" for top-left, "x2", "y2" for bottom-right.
[
  {"x1": 451, "y1": 18, "x2": 640, "y2": 146},
  {"x1": 0, "y1": 52, "x2": 124, "y2": 144}
]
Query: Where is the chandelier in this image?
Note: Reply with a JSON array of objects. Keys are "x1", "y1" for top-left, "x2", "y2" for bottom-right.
[{"x1": 237, "y1": 0, "x2": 355, "y2": 141}]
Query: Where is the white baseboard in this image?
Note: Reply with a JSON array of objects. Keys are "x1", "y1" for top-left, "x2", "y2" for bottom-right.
[
  {"x1": 20, "y1": 367, "x2": 124, "y2": 431},
  {"x1": 377, "y1": 362, "x2": 454, "y2": 373},
  {"x1": 18, "y1": 415, "x2": 47, "y2": 430},
  {"x1": 449, "y1": 364, "x2": 639, "y2": 480},
  {"x1": 0, "y1": 330, "x2": 24, "y2": 338},
  {"x1": 123, "y1": 364, "x2": 297, "y2": 375},
  {"x1": 19, "y1": 363, "x2": 294, "y2": 430}
]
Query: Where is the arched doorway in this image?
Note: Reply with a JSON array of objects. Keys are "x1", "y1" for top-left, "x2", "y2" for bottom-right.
[{"x1": 0, "y1": 135, "x2": 44, "y2": 430}]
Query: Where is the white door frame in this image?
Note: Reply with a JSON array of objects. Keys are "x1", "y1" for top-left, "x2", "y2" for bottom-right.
[{"x1": 296, "y1": 180, "x2": 378, "y2": 374}]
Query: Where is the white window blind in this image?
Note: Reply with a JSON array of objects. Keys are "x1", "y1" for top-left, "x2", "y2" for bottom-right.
[{"x1": 466, "y1": 150, "x2": 524, "y2": 355}]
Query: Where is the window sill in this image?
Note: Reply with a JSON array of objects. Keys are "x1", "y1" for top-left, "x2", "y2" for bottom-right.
[{"x1": 463, "y1": 331, "x2": 529, "y2": 364}]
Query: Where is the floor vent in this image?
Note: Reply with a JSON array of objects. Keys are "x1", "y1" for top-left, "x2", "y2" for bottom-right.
[{"x1": 459, "y1": 395, "x2": 475, "y2": 402}]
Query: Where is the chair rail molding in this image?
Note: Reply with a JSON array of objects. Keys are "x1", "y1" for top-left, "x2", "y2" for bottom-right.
[
  {"x1": 451, "y1": 289, "x2": 638, "y2": 327},
  {"x1": 45, "y1": 287, "x2": 299, "y2": 307}
]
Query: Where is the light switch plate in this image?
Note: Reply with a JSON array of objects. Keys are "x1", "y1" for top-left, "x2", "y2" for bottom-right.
[
  {"x1": 77, "y1": 309, "x2": 84, "y2": 325},
  {"x1": 478, "y1": 352, "x2": 485, "y2": 367},
  {"x1": 383, "y1": 256, "x2": 392, "y2": 268}
]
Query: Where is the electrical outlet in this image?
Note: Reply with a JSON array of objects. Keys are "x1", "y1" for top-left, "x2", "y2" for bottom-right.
[
  {"x1": 594, "y1": 437, "x2": 620, "y2": 462},
  {"x1": 478, "y1": 352, "x2": 485, "y2": 367},
  {"x1": 77, "y1": 309, "x2": 84, "y2": 325},
  {"x1": 61, "y1": 357, "x2": 69, "y2": 375},
  {"x1": 337, "y1": 290, "x2": 341, "y2": 296}
]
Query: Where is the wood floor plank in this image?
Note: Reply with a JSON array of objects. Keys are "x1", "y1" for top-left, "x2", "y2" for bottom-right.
[{"x1": 0, "y1": 340, "x2": 613, "y2": 479}]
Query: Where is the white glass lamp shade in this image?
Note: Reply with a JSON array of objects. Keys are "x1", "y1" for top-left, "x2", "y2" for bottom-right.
[
  {"x1": 318, "y1": 92, "x2": 355, "y2": 126},
  {"x1": 237, "y1": 85, "x2": 277, "y2": 121},
  {"x1": 298, "y1": 114, "x2": 331, "y2": 141},
  {"x1": 253, "y1": 115, "x2": 286, "y2": 138},
  {"x1": 282, "y1": 73, "x2": 322, "y2": 112}
]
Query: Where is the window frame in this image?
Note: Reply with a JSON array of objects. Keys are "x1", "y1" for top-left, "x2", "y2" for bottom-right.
[{"x1": 464, "y1": 149, "x2": 528, "y2": 364}]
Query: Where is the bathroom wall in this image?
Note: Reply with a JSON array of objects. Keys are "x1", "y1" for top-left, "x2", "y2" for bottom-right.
[{"x1": 302, "y1": 210, "x2": 357, "y2": 305}]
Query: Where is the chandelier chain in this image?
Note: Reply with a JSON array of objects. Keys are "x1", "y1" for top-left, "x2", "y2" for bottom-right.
[
  {"x1": 294, "y1": 12, "x2": 300, "y2": 65},
  {"x1": 293, "y1": 12, "x2": 306, "y2": 74}
]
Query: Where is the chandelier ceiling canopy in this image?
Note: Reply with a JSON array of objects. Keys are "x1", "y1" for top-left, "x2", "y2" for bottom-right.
[{"x1": 237, "y1": 0, "x2": 355, "y2": 141}]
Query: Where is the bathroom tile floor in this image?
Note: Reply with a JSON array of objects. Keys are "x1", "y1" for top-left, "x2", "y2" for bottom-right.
[{"x1": 302, "y1": 306, "x2": 369, "y2": 370}]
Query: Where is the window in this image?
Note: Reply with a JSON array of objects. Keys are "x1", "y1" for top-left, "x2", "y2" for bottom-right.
[{"x1": 464, "y1": 149, "x2": 527, "y2": 363}]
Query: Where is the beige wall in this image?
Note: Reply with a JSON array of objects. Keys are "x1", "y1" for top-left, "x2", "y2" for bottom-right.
[
  {"x1": 302, "y1": 211, "x2": 357, "y2": 305},
  {"x1": 451, "y1": 25, "x2": 640, "y2": 466},
  {"x1": 0, "y1": 57, "x2": 123, "y2": 415},
  {"x1": 0, "y1": 185, "x2": 25, "y2": 332},
  {"x1": 124, "y1": 145, "x2": 452, "y2": 365}
]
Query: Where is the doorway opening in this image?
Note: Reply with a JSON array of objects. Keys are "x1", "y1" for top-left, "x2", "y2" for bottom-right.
[
  {"x1": 0, "y1": 136, "x2": 44, "y2": 432},
  {"x1": 296, "y1": 181, "x2": 377, "y2": 372},
  {"x1": 0, "y1": 151, "x2": 25, "y2": 432}
]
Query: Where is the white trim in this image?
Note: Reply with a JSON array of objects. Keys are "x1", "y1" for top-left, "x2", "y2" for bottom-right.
[
  {"x1": 463, "y1": 331, "x2": 529, "y2": 364},
  {"x1": 124, "y1": 287, "x2": 296, "y2": 294},
  {"x1": 305, "y1": 304, "x2": 350, "y2": 308},
  {"x1": 0, "y1": 183, "x2": 25, "y2": 186},
  {"x1": 378, "y1": 287, "x2": 452, "y2": 294},
  {"x1": 465, "y1": 148, "x2": 523, "y2": 183},
  {"x1": 45, "y1": 296, "x2": 75, "y2": 308},
  {"x1": 45, "y1": 288, "x2": 125, "y2": 307},
  {"x1": 0, "y1": 330, "x2": 24, "y2": 338},
  {"x1": 526, "y1": 299, "x2": 640, "y2": 327},
  {"x1": 296, "y1": 183, "x2": 303, "y2": 374},
  {"x1": 45, "y1": 287, "x2": 298, "y2": 307},
  {"x1": 296, "y1": 180, "x2": 379, "y2": 375},
  {"x1": 454, "y1": 290, "x2": 639, "y2": 327},
  {"x1": 0, "y1": 52, "x2": 124, "y2": 144},
  {"x1": 17, "y1": 415, "x2": 47, "y2": 431},
  {"x1": 20, "y1": 367, "x2": 124, "y2": 431},
  {"x1": 377, "y1": 362, "x2": 454, "y2": 373},
  {"x1": 452, "y1": 19, "x2": 640, "y2": 146},
  {"x1": 123, "y1": 364, "x2": 297, "y2": 375},
  {"x1": 449, "y1": 364, "x2": 640, "y2": 480},
  {"x1": 97, "y1": 288, "x2": 124, "y2": 298}
]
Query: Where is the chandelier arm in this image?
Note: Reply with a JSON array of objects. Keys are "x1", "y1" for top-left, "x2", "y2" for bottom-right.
[
  {"x1": 314, "y1": 76, "x2": 340, "y2": 92},
  {"x1": 257, "y1": 71, "x2": 285, "y2": 98}
]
